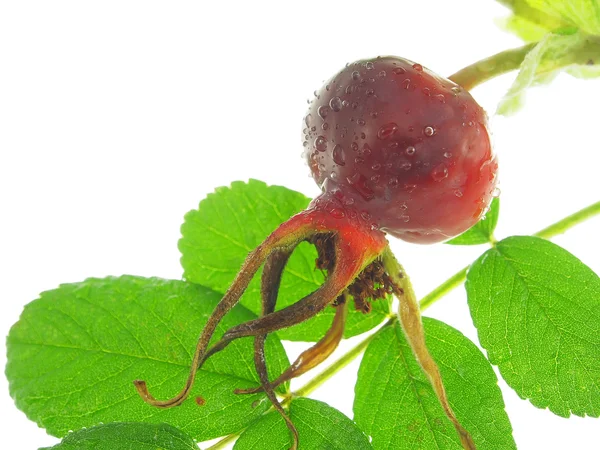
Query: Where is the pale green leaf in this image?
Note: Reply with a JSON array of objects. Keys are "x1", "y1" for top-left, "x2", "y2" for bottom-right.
[
  {"x1": 466, "y1": 236, "x2": 600, "y2": 417},
  {"x1": 40, "y1": 422, "x2": 198, "y2": 450},
  {"x1": 447, "y1": 198, "x2": 500, "y2": 245},
  {"x1": 526, "y1": 0, "x2": 600, "y2": 36},
  {"x1": 179, "y1": 179, "x2": 391, "y2": 341},
  {"x1": 7, "y1": 276, "x2": 290, "y2": 441},
  {"x1": 497, "y1": 31, "x2": 600, "y2": 115},
  {"x1": 496, "y1": 0, "x2": 572, "y2": 41},
  {"x1": 234, "y1": 398, "x2": 372, "y2": 450},
  {"x1": 354, "y1": 320, "x2": 515, "y2": 449}
]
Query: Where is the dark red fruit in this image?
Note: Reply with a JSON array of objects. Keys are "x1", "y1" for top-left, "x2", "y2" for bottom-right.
[{"x1": 303, "y1": 56, "x2": 497, "y2": 243}]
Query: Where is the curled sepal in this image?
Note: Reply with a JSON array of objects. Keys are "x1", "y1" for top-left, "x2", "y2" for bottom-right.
[{"x1": 381, "y1": 246, "x2": 476, "y2": 450}]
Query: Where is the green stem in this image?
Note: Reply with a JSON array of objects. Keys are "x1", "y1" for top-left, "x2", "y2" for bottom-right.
[
  {"x1": 292, "y1": 318, "x2": 395, "y2": 398},
  {"x1": 420, "y1": 267, "x2": 469, "y2": 311},
  {"x1": 419, "y1": 199, "x2": 600, "y2": 310},
  {"x1": 449, "y1": 43, "x2": 536, "y2": 90},
  {"x1": 534, "y1": 201, "x2": 600, "y2": 239}
]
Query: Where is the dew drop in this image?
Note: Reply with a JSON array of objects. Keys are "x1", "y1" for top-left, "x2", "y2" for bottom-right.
[
  {"x1": 431, "y1": 163, "x2": 448, "y2": 181},
  {"x1": 371, "y1": 174, "x2": 381, "y2": 183},
  {"x1": 361, "y1": 211, "x2": 371, "y2": 220},
  {"x1": 350, "y1": 142, "x2": 359, "y2": 152},
  {"x1": 424, "y1": 126, "x2": 435, "y2": 137},
  {"x1": 325, "y1": 84, "x2": 330, "y2": 91},
  {"x1": 322, "y1": 122, "x2": 329, "y2": 130},
  {"x1": 400, "y1": 162, "x2": 412, "y2": 171},
  {"x1": 357, "y1": 118, "x2": 366, "y2": 126},
  {"x1": 352, "y1": 70, "x2": 361, "y2": 80},
  {"x1": 302, "y1": 140, "x2": 308, "y2": 147},
  {"x1": 332, "y1": 145, "x2": 346, "y2": 166},
  {"x1": 329, "y1": 96, "x2": 342, "y2": 112},
  {"x1": 318, "y1": 163, "x2": 326, "y2": 171},
  {"x1": 451, "y1": 86, "x2": 461, "y2": 95},
  {"x1": 379, "y1": 70, "x2": 387, "y2": 77},
  {"x1": 377, "y1": 123, "x2": 398, "y2": 140},
  {"x1": 435, "y1": 94, "x2": 446, "y2": 103},
  {"x1": 352, "y1": 102, "x2": 359, "y2": 109},
  {"x1": 344, "y1": 197, "x2": 355, "y2": 206},
  {"x1": 402, "y1": 79, "x2": 411, "y2": 90},
  {"x1": 400, "y1": 215, "x2": 410, "y2": 223},
  {"x1": 443, "y1": 152, "x2": 452, "y2": 158},
  {"x1": 366, "y1": 88, "x2": 375, "y2": 96},
  {"x1": 365, "y1": 61, "x2": 374, "y2": 70},
  {"x1": 392, "y1": 67, "x2": 406, "y2": 75},
  {"x1": 342, "y1": 99, "x2": 350, "y2": 107},
  {"x1": 361, "y1": 144, "x2": 372, "y2": 156},
  {"x1": 360, "y1": 132, "x2": 366, "y2": 139},
  {"x1": 388, "y1": 176, "x2": 399, "y2": 187},
  {"x1": 310, "y1": 126, "x2": 316, "y2": 132},
  {"x1": 454, "y1": 189, "x2": 463, "y2": 198},
  {"x1": 372, "y1": 163, "x2": 381, "y2": 171},
  {"x1": 404, "y1": 183, "x2": 417, "y2": 193},
  {"x1": 314, "y1": 136, "x2": 328, "y2": 152},
  {"x1": 318, "y1": 105, "x2": 329, "y2": 119},
  {"x1": 493, "y1": 187, "x2": 501, "y2": 197},
  {"x1": 399, "y1": 202, "x2": 408, "y2": 210},
  {"x1": 406, "y1": 146, "x2": 416, "y2": 155},
  {"x1": 412, "y1": 63, "x2": 423, "y2": 72},
  {"x1": 330, "y1": 208, "x2": 345, "y2": 219},
  {"x1": 304, "y1": 114, "x2": 312, "y2": 127}
]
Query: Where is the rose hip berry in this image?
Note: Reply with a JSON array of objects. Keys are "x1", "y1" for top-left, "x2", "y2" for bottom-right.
[
  {"x1": 136, "y1": 56, "x2": 487, "y2": 450},
  {"x1": 303, "y1": 56, "x2": 497, "y2": 243}
]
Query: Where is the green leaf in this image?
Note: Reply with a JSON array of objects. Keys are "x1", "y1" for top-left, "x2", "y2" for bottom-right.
[
  {"x1": 234, "y1": 398, "x2": 372, "y2": 450},
  {"x1": 526, "y1": 0, "x2": 600, "y2": 36},
  {"x1": 446, "y1": 198, "x2": 500, "y2": 245},
  {"x1": 354, "y1": 320, "x2": 516, "y2": 449},
  {"x1": 179, "y1": 179, "x2": 391, "y2": 341},
  {"x1": 6, "y1": 276, "x2": 290, "y2": 441},
  {"x1": 496, "y1": 0, "x2": 574, "y2": 41},
  {"x1": 497, "y1": 31, "x2": 600, "y2": 116},
  {"x1": 40, "y1": 422, "x2": 198, "y2": 450},
  {"x1": 466, "y1": 236, "x2": 600, "y2": 417}
]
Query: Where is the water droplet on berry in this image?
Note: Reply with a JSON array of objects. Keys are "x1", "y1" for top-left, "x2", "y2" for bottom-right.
[
  {"x1": 302, "y1": 140, "x2": 308, "y2": 147},
  {"x1": 318, "y1": 105, "x2": 329, "y2": 119},
  {"x1": 431, "y1": 163, "x2": 449, "y2": 181},
  {"x1": 400, "y1": 215, "x2": 410, "y2": 223},
  {"x1": 388, "y1": 177, "x2": 399, "y2": 187},
  {"x1": 404, "y1": 183, "x2": 417, "y2": 193},
  {"x1": 399, "y1": 202, "x2": 408, "y2": 210},
  {"x1": 377, "y1": 123, "x2": 398, "y2": 140},
  {"x1": 322, "y1": 122, "x2": 329, "y2": 130},
  {"x1": 366, "y1": 88, "x2": 375, "y2": 96},
  {"x1": 371, "y1": 174, "x2": 381, "y2": 183},
  {"x1": 372, "y1": 163, "x2": 381, "y2": 171},
  {"x1": 329, "y1": 96, "x2": 342, "y2": 112},
  {"x1": 304, "y1": 114, "x2": 312, "y2": 127},
  {"x1": 406, "y1": 146, "x2": 416, "y2": 155},
  {"x1": 352, "y1": 70, "x2": 360, "y2": 80},
  {"x1": 443, "y1": 152, "x2": 452, "y2": 159},
  {"x1": 357, "y1": 118, "x2": 366, "y2": 126},
  {"x1": 342, "y1": 100, "x2": 350, "y2": 107},
  {"x1": 330, "y1": 208, "x2": 345, "y2": 219},
  {"x1": 332, "y1": 145, "x2": 346, "y2": 166},
  {"x1": 454, "y1": 189, "x2": 463, "y2": 197},
  {"x1": 412, "y1": 63, "x2": 423, "y2": 72},
  {"x1": 350, "y1": 142, "x2": 358, "y2": 152},
  {"x1": 402, "y1": 79, "x2": 411, "y2": 90},
  {"x1": 435, "y1": 94, "x2": 446, "y2": 103},
  {"x1": 378, "y1": 70, "x2": 387, "y2": 77},
  {"x1": 365, "y1": 61, "x2": 374, "y2": 70},
  {"x1": 311, "y1": 126, "x2": 316, "y2": 132},
  {"x1": 451, "y1": 86, "x2": 461, "y2": 95},
  {"x1": 400, "y1": 162, "x2": 412, "y2": 171},
  {"x1": 361, "y1": 211, "x2": 371, "y2": 220},
  {"x1": 493, "y1": 187, "x2": 501, "y2": 197},
  {"x1": 344, "y1": 197, "x2": 355, "y2": 206},
  {"x1": 392, "y1": 67, "x2": 406, "y2": 75},
  {"x1": 424, "y1": 126, "x2": 435, "y2": 137},
  {"x1": 315, "y1": 136, "x2": 328, "y2": 152}
]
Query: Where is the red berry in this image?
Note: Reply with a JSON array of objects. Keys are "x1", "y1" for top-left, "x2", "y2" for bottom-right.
[{"x1": 303, "y1": 56, "x2": 497, "y2": 243}]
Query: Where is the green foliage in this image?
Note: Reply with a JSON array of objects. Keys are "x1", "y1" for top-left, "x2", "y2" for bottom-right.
[
  {"x1": 447, "y1": 198, "x2": 500, "y2": 245},
  {"x1": 40, "y1": 423, "x2": 198, "y2": 450},
  {"x1": 497, "y1": 30, "x2": 600, "y2": 115},
  {"x1": 179, "y1": 179, "x2": 391, "y2": 341},
  {"x1": 525, "y1": 0, "x2": 600, "y2": 36},
  {"x1": 6, "y1": 276, "x2": 289, "y2": 441},
  {"x1": 234, "y1": 398, "x2": 372, "y2": 450},
  {"x1": 354, "y1": 320, "x2": 516, "y2": 449},
  {"x1": 466, "y1": 236, "x2": 600, "y2": 417}
]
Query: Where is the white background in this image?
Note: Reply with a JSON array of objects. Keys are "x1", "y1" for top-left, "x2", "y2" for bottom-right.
[{"x1": 1, "y1": 1, "x2": 599, "y2": 449}]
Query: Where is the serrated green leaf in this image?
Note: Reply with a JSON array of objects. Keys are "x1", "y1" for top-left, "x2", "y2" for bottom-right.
[
  {"x1": 526, "y1": 0, "x2": 600, "y2": 36},
  {"x1": 6, "y1": 276, "x2": 290, "y2": 441},
  {"x1": 354, "y1": 320, "x2": 515, "y2": 449},
  {"x1": 179, "y1": 179, "x2": 391, "y2": 341},
  {"x1": 497, "y1": 31, "x2": 600, "y2": 115},
  {"x1": 446, "y1": 198, "x2": 500, "y2": 246},
  {"x1": 234, "y1": 398, "x2": 372, "y2": 450},
  {"x1": 496, "y1": 0, "x2": 573, "y2": 41},
  {"x1": 466, "y1": 236, "x2": 600, "y2": 417},
  {"x1": 40, "y1": 422, "x2": 198, "y2": 450}
]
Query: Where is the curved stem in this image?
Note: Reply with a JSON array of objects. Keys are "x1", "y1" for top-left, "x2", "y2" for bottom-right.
[
  {"x1": 419, "y1": 199, "x2": 600, "y2": 311},
  {"x1": 449, "y1": 43, "x2": 537, "y2": 90}
]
